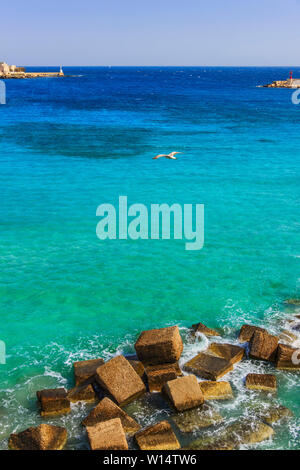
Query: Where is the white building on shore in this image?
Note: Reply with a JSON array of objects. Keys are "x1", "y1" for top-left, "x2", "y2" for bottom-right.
[
  {"x1": 0, "y1": 62, "x2": 10, "y2": 74},
  {"x1": 0, "y1": 62, "x2": 26, "y2": 75},
  {"x1": 289, "y1": 79, "x2": 300, "y2": 88}
]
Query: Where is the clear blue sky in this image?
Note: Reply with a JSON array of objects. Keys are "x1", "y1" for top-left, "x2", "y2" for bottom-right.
[{"x1": 2, "y1": 0, "x2": 300, "y2": 66}]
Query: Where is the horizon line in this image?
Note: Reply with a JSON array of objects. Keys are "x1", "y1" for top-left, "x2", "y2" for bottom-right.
[{"x1": 17, "y1": 65, "x2": 300, "y2": 68}]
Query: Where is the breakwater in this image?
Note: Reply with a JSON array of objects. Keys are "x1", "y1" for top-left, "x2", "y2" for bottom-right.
[
  {"x1": 6, "y1": 305, "x2": 300, "y2": 450},
  {"x1": 263, "y1": 78, "x2": 300, "y2": 88},
  {"x1": 0, "y1": 72, "x2": 64, "y2": 79}
]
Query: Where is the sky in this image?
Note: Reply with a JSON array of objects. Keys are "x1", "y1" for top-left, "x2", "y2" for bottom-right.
[{"x1": 2, "y1": 0, "x2": 300, "y2": 66}]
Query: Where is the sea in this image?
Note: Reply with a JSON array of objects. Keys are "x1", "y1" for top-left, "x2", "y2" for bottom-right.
[{"x1": 0, "y1": 66, "x2": 299, "y2": 449}]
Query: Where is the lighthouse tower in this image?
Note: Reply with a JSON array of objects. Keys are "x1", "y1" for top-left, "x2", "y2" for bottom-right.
[{"x1": 287, "y1": 70, "x2": 293, "y2": 86}]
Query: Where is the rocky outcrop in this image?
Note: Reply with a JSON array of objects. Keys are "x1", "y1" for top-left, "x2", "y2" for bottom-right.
[
  {"x1": 226, "y1": 419, "x2": 274, "y2": 445},
  {"x1": 199, "y1": 381, "x2": 233, "y2": 400},
  {"x1": 238, "y1": 324, "x2": 267, "y2": 343},
  {"x1": 186, "y1": 418, "x2": 274, "y2": 449},
  {"x1": 9, "y1": 424, "x2": 67, "y2": 450},
  {"x1": 163, "y1": 375, "x2": 204, "y2": 411},
  {"x1": 135, "y1": 421, "x2": 180, "y2": 450},
  {"x1": 82, "y1": 397, "x2": 140, "y2": 433},
  {"x1": 249, "y1": 330, "x2": 279, "y2": 362},
  {"x1": 184, "y1": 352, "x2": 233, "y2": 380},
  {"x1": 135, "y1": 326, "x2": 183, "y2": 365},
  {"x1": 245, "y1": 373, "x2": 277, "y2": 392},
  {"x1": 171, "y1": 403, "x2": 223, "y2": 432},
  {"x1": 73, "y1": 358, "x2": 104, "y2": 385},
  {"x1": 67, "y1": 383, "x2": 97, "y2": 403},
  {"x1": 95, "y1": 355, "x2": 146, "y2": 406},
  {"x1": 7, "y1": 319, "x2": 299, "y2": 451},
  {"x1": 128, "y1": 359, "x2": 145, "y2": 378},
  {"x1": 145, "y1": 362, "x2": 182, "y2": 392},
  {"x1": 207, "y1": 343, "x2": 245, "y2": 364},
  {"x1": 36, "y1": 388, "x2": 70, "y2": 416},
  {"x1": 191, "y1": 322, "x2": 220, "y2": 337},
  {"x1": 251, "y1": 403, "x2": 293, "y2": 424},
  {"x1": 276, "y1": 344, "x2": 300, "y2": 370},
  {"x1": 86, "y1": 418, "x2": 128, "y2": 450},
  {"x1": 123, "y1": 392, "x2": 172, "y2": 420}
]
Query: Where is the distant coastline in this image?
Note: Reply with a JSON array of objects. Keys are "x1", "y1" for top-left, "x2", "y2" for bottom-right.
[{"x1": 0, "y1": 61, "x2": 64, "y2": 79}]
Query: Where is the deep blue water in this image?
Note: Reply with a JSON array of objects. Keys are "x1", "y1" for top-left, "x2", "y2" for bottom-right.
[{"x1": 0, "y1": 67, "x2": 299, "y2": 449}]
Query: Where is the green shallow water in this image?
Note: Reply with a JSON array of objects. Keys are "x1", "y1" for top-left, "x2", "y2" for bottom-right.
[{"x1": 0, "y1": 67, "x2": 299, "y2": 449}]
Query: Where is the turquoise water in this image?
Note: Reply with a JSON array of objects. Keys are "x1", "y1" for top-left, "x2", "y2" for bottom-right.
[{"x1": 0, "y1": 67, "x2": 299, "y2": 449}]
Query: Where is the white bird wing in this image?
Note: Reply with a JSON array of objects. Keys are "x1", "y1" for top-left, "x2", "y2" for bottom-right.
[{"x1": 169, "y1": 152, "x2": 182, "y2": 157}]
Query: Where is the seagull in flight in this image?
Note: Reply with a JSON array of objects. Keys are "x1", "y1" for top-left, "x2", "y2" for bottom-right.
[{"x1": 153, "y1": 151, "x2": 182, "y2": 160}]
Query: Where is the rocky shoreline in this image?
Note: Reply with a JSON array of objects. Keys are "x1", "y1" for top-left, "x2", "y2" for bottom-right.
[{"x1": 7, "y1": 302, "x2": 300, "y2": 451}]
